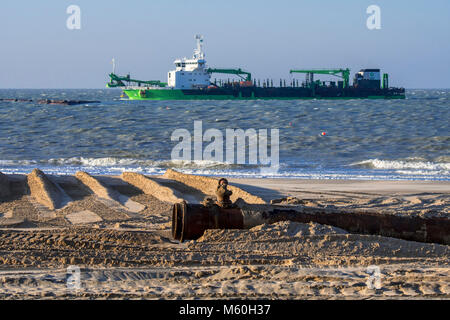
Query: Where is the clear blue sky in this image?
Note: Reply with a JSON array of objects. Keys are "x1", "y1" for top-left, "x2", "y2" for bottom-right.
[{"x1": 0, "y1": 0, "x2": 449, "y2": 88}]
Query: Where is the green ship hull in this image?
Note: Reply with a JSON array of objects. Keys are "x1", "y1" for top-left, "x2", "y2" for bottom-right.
[
  {"x1": 124, "y1": 89, "x2": 233, "y2": 100},
  {"x1": 123, "y1": 88, "x2": 405, "y2": 100}
]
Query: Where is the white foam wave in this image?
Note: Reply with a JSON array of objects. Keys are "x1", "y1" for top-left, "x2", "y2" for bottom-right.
[
  {"x1": 1, "y1": 157, "x2": 449, "y2": 180},
  {"x1": 0, "y1": 160, "x2": 38, "y2": 166},
  {"x1": 351, "y1": 158, "x2": 450, "y2": 171},
  {"x1": 395, "y1": 170, "x2": 449, "y2": 176},
  {"x1": 0, "y1": 157, "x2": 255, "y2": 170},
  {"x1": 47, "y1": 157, "x2": 141, "y2": 166}
]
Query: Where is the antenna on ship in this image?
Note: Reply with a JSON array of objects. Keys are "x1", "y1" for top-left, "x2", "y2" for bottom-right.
[
  {"x1": 194, "y1": 34, "x2": 204, "y2": 59},
  {"x1": 111, "y1": 58, "x2": 116, "y2": 74}
]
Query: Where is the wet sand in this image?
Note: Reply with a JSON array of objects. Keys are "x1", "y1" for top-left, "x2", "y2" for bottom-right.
[{"x1": 0, "y1": 171, "x2": 448, "y2": 299}]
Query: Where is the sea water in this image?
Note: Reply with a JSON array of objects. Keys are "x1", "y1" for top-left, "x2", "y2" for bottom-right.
[{"x1": 0, "y1": 89, "x2": 448, "y2": 180}]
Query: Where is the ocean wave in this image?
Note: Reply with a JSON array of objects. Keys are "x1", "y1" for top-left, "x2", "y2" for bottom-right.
[
  {"x1": 351, "y1": 158, "x2": 450, "y2": 171},
  {"x1": 0, "y1": 157, "x2": 261, "y2": 170},
  {"x1": 395, "y1": 170, "x2": 449, "y2": 176},
  {"x1": 1, "y1": 157, "x2": 449, "y2": 180},
  {"x1": 0, "y1": 159, "x2": 39, "y2": 166},
  {"x1": 0, "y1": 164, "x2": 448, "y2": 180}
]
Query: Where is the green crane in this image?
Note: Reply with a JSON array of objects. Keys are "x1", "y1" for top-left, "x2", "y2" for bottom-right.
[
  {"x1": 289, "y1": 68, "x2": 350, "y2": 88},
  {"x1": 206, "y1": 68, "x2": 252, "y2": 81},
  {"x1": 106, "y1": 73, "x2": 167, "y2": 88}
]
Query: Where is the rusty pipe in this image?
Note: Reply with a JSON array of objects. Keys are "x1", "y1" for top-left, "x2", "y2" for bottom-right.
[
  {"x1": 172, "y1": 201, "x2": 450, "y2": 245},
  {"x1": 172, "y1": 202, "x2": 244, "y2": 242}
]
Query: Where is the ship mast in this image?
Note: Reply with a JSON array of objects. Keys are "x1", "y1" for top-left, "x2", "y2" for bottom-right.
[
  {"x1": 112, "y1": 58, "x2": 116, "y2": 74},
  {"x1": 193, "y1": 35, "x2": 204, "y2": 59}
]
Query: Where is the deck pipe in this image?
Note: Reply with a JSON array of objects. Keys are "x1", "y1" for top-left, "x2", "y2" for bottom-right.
[{"x1": 172, "y1": 201, "x2": 450, "y2": 245}]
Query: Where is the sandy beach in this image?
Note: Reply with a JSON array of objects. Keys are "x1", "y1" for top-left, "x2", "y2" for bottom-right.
[
  {"x1": 0, "y1": 0, "x2": 448, "y2": 307},
  {"x1": 0, "y1": 170, "x2": 448, "y2": 299}
]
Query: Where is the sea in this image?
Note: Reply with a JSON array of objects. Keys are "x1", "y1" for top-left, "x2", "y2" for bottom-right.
[{"x1": 0, "y1": 89, "x2": 448, "y2": 180}]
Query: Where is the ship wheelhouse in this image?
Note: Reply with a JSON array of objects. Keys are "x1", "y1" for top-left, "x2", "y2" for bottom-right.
[{"x1": 167, "y1": 35, "x2": 211, "y2": 89}]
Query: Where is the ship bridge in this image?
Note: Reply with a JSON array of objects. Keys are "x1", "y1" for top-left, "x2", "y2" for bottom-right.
[{"x1": 168, "y1": 35, "x2": 211, "y2": 89}]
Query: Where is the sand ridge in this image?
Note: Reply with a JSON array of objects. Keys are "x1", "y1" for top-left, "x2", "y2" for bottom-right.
[
  {"x1": 121, "y1": 172, "x2": 184, "y2": 204},
  {"x1": 27, "y1": 169, "x2": 69, "y2": 210},
  {"x1": 164, "y1": 169, "x2": 266, "y2": 204},
  {"x1": 75, "y1": 171, "x2": 118, "y2": 201}
]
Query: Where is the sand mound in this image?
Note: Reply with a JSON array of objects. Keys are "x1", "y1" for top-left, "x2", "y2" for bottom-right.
[
  {"x1": 75, "y1": 171, "x2": 115, "y2": 200},
  {"x1": 27, "y1": 169, "x2": 68, "y2": 210},
  {"x1": 250, "y1": 221, "x2": 349, "y2": 237},
  {"x1": 194, "y1": 221, "x2": 449, "y2": 263},
  {"x1": 196, "y1": 220, "x2": 349, "y2": 242},
  {"x1": 121, "y1": 172, "x2": 183, "y2": 204},
  {"x1": 270, "y1": 196, "x2": 307, "y2": 205},
  {"x1": 164, "y1": 169, "x2": 266, "y2": 204}
]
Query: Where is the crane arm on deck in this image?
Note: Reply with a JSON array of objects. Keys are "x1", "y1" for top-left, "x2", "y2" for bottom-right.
[
  {"x1": 289, "y1": 68, "x2": 350, "y2": 88},
  {"x1": 107, "y1": 73, "x2": 167, "y2": 88},
  {"x1": 206, "y1": 68, "x2": 252, "y2": 81}
]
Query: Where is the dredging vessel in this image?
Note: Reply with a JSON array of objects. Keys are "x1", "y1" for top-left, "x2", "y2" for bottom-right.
[{"x1": 107, "y1": 35, "x2": 405, "y2": 100}]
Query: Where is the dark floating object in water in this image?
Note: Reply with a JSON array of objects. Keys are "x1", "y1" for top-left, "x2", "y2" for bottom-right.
[
  {"x1": 0, "y1": 98, "x2": 33, "y2": 102},
  {"x1": 36, "y1": 99, "x2": 101, "y2": 105},
  {"x1": 0, "y1": 98, "x2": 100, "y2": 105}
]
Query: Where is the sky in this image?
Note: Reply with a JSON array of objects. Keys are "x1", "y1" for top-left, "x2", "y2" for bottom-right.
[{"x1": 0, "y1": 0, "x2": 449, "y2": 88}]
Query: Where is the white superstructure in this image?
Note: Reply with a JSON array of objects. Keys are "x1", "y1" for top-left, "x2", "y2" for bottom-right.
[{"x1": 167, "y1": 35, "x2": 211, "y2": 89}]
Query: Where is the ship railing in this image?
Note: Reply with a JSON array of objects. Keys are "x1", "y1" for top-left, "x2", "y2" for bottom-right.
[{"x1": 125, "y1": 86, "x2": 174, "y2": 90}]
